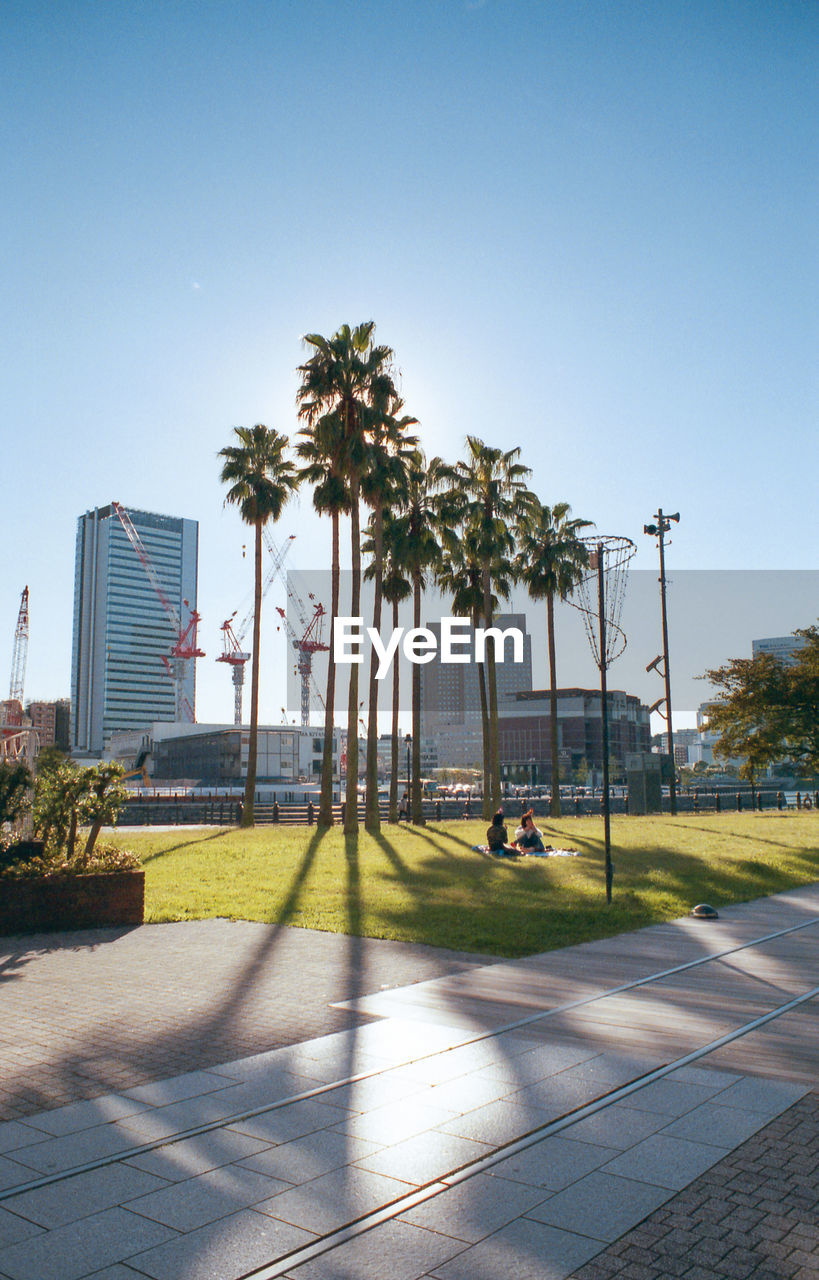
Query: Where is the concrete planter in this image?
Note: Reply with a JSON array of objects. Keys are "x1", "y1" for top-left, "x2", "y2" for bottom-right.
[{"x1": 0, "y1": 869, "x2": 145, "y2": 935}]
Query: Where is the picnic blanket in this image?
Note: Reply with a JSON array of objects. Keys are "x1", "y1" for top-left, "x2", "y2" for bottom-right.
[{"x1": 473, "y1": 845, "x2": 580, "y2": 859}]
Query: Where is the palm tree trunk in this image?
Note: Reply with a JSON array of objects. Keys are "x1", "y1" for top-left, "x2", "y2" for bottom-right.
[
  {"x1": 547, "y1": 593, "x2": 562, "y2": 817},
  {"x1": 473, "y1": 605, "x2": 491, "y2": 819},
  {"x1": 365, "y1": 502, "x2": 383, "y2": 831},
  {"x1": 242, "y1": 517, "x2": 262, "y2": 827},
  {"x1": 483, "y1": 571, "x2": 501, "y2": 815},
  {"x1": 411, "y1": 570, "x2": 423, "y2": 824},
  {"x1": 344, "y1": 476, "x2": 361, "y2": 834},
  {"x1": 389, "y1": 596, "x2": 400, "y2": 822},
  {"x1": 318, "y1": 510, "x2": 340, "y2": 825}
]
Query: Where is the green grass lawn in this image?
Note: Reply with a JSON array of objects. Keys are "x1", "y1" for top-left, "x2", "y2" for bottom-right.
[{"x1": 109, "y1": 813, "x2": 819, "y2": 958}]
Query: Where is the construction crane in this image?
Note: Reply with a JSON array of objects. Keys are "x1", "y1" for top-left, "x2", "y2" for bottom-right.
[
  {"x1": 275, "y1": 601, "x2": 328, "y2": 726},
  {"x1": 217, "y1": 535, "x2": 295, "y2": 725},
  {"x1": 8, "y1": 586, "x2": 29, "y2": 705},
  {"x1": 112, "y1": 503, "x2": 204, "y2": 722}
]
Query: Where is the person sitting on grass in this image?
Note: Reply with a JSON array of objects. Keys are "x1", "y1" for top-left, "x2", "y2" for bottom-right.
[
  {"x1": 514, "y1": 810, "x2": 546, "y2": 853},
  {"x1": 486, "y1": 810, "x2": 518, "y2": 856}
]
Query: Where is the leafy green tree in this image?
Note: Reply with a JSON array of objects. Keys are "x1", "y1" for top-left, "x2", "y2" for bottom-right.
[
  {"x1": 515, "y1": 501, "x2": 591, "y2": 816},
  {"x1": 33, "y1": 760, "x2": 86, "y2": 858},
  {"x1": 219, "y1": 425, "x2": 299, "y2": 827},
  {"x1": 80, "y1": 762, "x2": 128, "y2": 857},
  {"x1": 705, "y1": 626, "x2": 819, "y2": 778},
  {"x1": 297, "y1": 323, "x2": 396, "y2": 834},
  {"x1": 0, "y1": 760, "x2": 32, "y2": 831}
]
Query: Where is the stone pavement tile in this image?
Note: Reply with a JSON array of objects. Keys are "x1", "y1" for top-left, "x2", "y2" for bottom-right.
[
  {"x1": 623, "y1": 1078, "x2": 726, "y2": 1117},
  {"x1": 121, "y1": 1069, "x2": 237, "y2": 1106},
  {"x1": 124, "y1": 1129, "x2": 272, "y2": 1181},
  {"x1": 600, "y1": 1134, "x2": 731, "y2": 1190},
  {"x1": 423, "y1": 1073, "x2": 521, "y2": 1114},
  {"x1": 489, "y1": 1136, "x2": 621, "y2": 1192},
  {"x1": 355, "y1": 1130, "x2": 491, "y2": 1185},
  {"x1": 124, "y1": 1164, "x2": 290, "y2": 1232},
  {"x1": 80, "y1": 1267, "x2": 146, "y2": 1279},
  {"x1": 477, "y1": 1043, "x2": 599, "y2": 1086},
  {"x1": 334, "y1": 1096, "x2": 458, "y2": 1145},
  {"x1": 0, "y1": 1158, "x2": 38, "y2": 1194},
  {"x1": 255, "y1": 1164, "x2": 412, "y2": 1233},
  {"x1": 6, "y1": 1122, "x2": 143, "y2": 1176},
  {"x1": 312, "y1": 1070, "x2": 425, "y2": 1113},
  {"x1": 0, "y1": 1206, "x2": 176, "y2": 1280},
  {"x1": 661, "y1": 1102, "x2": 775, "y2": 1148},
  {"x1": 19, "y1": 1095, "x2": 153, "y2": 1138},
  {"x1": 0, "y1": 1123, "x2": 50, "y2": 1156},
  {"x1": 351, "y1": 1019, "x2": 474, "y2": 1065},
  {"x1": 508, "y1": 1073, "x2": 608, "y2": 1116},
  {"x1": 399, "y1": 1170, "x2": 550, "y2": 1242},
  {"x1": 436, "y1": 1096, "x2": 554, "y2": 1146},
  {"x1": 713, "y1": 1077, "x2": 808, "y2": 1116},
  {"x1": 428, "y1": 1216, "x2": 603, "y2": 1280},
  {"x1": 127, "y1": 1207, "x2": 314, "y2": 1280},
  {"x1": 665, "y1": 1065, "x2": 742, "y2": 1089},
  {"x1": 555, "y1": 1054, "x2": 664, "y2": 1090},
  {"x1": 0, "y1": 1207, "x2": 42, "y2": 1249},
  {"x1": 282, "y1": 1218, "x2": 465, "y2": 1280},
  {"x1": 113, "y1": 1089, "x2": 262, "y2": 1142},
  {"x1": 525, "y1": 1170, "x2": 674, "y2": 1243},
  {"x1": 237, "y1": 1128, "x2": 383, "y2": 1184},
  {"x1": 2, "y1": 1163, "x2": 169, "y2": 1228},
  {"x1": 227, "y1": 1097, "x2": 353, "y2": 1145},
  {"x1": 562, "y1": 1103, "x2": 673, "y2": 1152}
]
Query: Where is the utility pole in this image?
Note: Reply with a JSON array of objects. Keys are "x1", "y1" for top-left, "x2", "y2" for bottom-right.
[{"x1": 644, "y1": 510, "x2": 679, "y2": 816}]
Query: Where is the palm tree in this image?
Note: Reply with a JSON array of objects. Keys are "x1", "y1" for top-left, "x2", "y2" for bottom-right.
[
  {"x1": 399, "y1": 451, "x2": 447, "y2": 824},
  {"x1": 435, "y1": 528, "x2": 512, "y2": 805},
  {"x1": 380, "y1": 519, "x2": 412, "y2": 822},
  {"x1": 450, "y1": 437, "x2": 532, "y2": 816},
  {"x1": 516, "y1": 501, "x2": 591, "y2": 816},
  {"x1": 296, "y1": 323, "x2": 396, "y2": 834},
  {"x1": 295, "y1": 411, "x2": 350, "y2": 825},
  {"x1": 219, "y1": 425, "x2": 298, "y2": 827},
  {"x1": 360, "y1": 394, "x2": 418, "y2": 831}
]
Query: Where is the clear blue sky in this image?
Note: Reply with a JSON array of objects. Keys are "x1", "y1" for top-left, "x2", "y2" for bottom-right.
[{"x1": 2, "y1": 0, "x2": 816, "y2": 725}]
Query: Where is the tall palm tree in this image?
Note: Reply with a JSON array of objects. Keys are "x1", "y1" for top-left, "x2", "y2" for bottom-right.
[
  {"x1": 450, "y1": 437, "x2": 532, "y2": 816},
  {"x1": 295, "y1": 410, "x2": 349, "y2": 825},
  {"x1": 219, "y1": 425, "x2": 298, "y2": 827},
  {"x1": 365, "y1": 507, "x2": 412, "y2": 822},
  {"x1": 296, "y1": 323, "x2": 396, "y2": 834},
  {"x1": 516, "y1": 501, "x2": 591, "y2": 816},
  {"x1": 399, "y1": 451, "x2": 447, "y2": 824},
  {"x1": 360, "y1": 394, "x2": 418, "y2": 831},
  {"x1": 436, "y1": 528, "x2": 512, "y2": 805}
]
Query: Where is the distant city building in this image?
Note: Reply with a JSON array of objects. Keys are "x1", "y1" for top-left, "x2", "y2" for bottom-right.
[
  {"x1": 71, "y1": 504, "x2": 199, "y2": 754},
  {"x1": 421, "y1": 613, "x2": 533, "y2": 767},
  {"x1": 653, "y1": 727, "x2": 701, "y2": 767},
  {"x1": 110, "y1": 721, "x2": 339, "y2": 788},
  {"x1": 752, "y1": 635, "x2": 807, "y2": 665},
  {"x1": 497, "y1": 688, "x2": 651, "y2": 782},
  {"x1": 26, "y1": 701, "x2": 57, "y2": 748}
]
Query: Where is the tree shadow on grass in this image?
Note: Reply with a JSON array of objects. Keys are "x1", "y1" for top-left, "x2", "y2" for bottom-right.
[
  {"x1": 669, "y1": 818, "x2": 814, "y2": 853},
  {"x1": 135, "y1": 829, "x2": 232, "y2": 864}
]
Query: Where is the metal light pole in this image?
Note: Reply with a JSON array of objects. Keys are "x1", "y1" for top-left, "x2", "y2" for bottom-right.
[
  {"x1": 644, "y1": 510, "x2": 680, "y2": 816},
  {"x1": 405, "y1": 734, "x2": 412, "y2": 796},
  {"x1": 596, "y1": 546, "x2": 614, "y2": 903}
]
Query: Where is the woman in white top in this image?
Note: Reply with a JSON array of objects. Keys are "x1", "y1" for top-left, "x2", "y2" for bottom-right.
[{"x1": 514, "y1": 810, "x2": 546, "y2": 852}]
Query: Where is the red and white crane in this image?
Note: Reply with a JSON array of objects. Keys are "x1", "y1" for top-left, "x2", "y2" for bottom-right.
[
  {"x1": 275, "y1": 598, "x2": 328, "y2": 727},
  {"x1": 1, "y1": 587, "x2": 35, "y2": 763},
  {"x1": 112, "y1": 503, "x2": 204, "y2": 722},
  {"x1": 217, "y1": 535, "x2": 295, "y2": 725}
]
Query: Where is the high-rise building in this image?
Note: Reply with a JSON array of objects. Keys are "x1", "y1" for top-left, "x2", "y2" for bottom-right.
[
  {"x1": 421, "y1": 613, "x2": 533, "y2": 767},
  {"x1": 71, "y1": 504, "x2": 199, "y2": 754},
  {"x1": 752, "y1": 635, "x2": 807, "y2": 665}
]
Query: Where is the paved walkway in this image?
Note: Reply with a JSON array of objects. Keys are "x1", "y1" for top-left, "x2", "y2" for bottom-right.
[{"x1": 0, "y1": 885, "x2": 815, "y2": 1279}]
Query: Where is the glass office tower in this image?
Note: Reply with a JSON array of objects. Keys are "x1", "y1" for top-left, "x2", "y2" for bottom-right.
[{"x1": 71, "y1": 504, "x2": 199, "y2": 753}]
